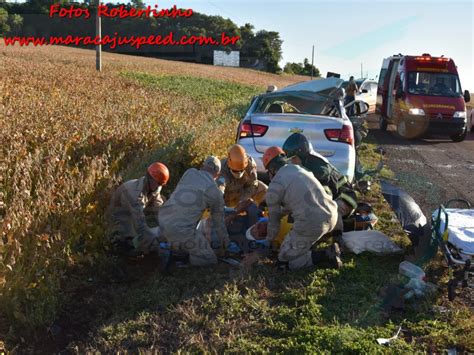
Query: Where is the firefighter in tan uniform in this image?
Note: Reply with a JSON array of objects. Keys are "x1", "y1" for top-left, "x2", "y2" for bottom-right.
[
  {"x1": 282, "y1": 133, "x2": 358, "y2": 230},
  {"x1": 108, "y1": 162, "x2": 169, "y2": 255},
  {"x1": 218, "y1": 144, "x2": 267, "y2": 211},
  {"x1": 158, "y1": 156, "x2": 229, "y2": 266},
  {"x1": 262, "y1": 147, "x2": 341, "y2": 270}
]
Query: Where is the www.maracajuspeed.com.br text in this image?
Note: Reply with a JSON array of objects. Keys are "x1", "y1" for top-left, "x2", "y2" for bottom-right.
[{"x1": 3, "y1": 32, "x2": 240, "y2": 49}]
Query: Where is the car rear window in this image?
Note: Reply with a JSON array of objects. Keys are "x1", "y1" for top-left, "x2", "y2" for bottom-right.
[{"x1": 253, "y1": 92, "x2": 341, "y2": 117}]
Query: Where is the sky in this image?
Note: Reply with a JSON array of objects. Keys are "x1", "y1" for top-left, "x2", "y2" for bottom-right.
[{"x1": 150, "y1": 0, "x2": 474, "y2": 91}]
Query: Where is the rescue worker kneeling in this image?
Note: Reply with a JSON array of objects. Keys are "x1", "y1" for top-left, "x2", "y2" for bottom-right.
[
  {"x1": 218, "y1": 144, "x2": 267, "y2": 211},
  {"x1": 282, "y1": 133, "x2": 358, "y2": 228},
  {"x1": 158, "y1": 156, "x2": 229, "y2": 266},
  {"x1": 263, "y1": 146, "x2": 341, "y2": 270},
  {"x1": 108, "y1": 162, "x2": 169, "y2": 256}
]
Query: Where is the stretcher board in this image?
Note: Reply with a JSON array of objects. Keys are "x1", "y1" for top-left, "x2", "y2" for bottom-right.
[{"x1": 432, "y1": 208, "x2": 474, "y2": 258}]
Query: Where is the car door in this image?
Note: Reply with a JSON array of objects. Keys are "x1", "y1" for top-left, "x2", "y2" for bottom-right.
[
  {"x1": 367, "y1": 82, "x2": 378, "y2": 112},
  {"x1": 392, "y1": 72, "x2": 404, "y2": 124},
  {"x1": 385, "y1": 58, "x2": 401, "y2": 120},
  {"x1": 356, "y1": 81, "x2": 374, "y2": 112}
]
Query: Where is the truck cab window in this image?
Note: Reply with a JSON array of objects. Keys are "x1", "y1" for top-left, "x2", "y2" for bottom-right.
[{"x1": 408, "y1": 72, "x2": 462, "y2": 97}]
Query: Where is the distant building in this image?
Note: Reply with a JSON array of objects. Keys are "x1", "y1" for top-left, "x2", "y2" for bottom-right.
[{"x1": 213, "y1": 50, "x2": 240, "y2": 67}]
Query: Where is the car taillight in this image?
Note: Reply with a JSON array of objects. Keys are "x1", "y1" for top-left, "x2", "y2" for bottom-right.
[
  {"x1": 239, "y1": 121, "x2": 268, "y2": 138},
  {"x1": 324, "y1": 124, "x2": 354, "y2": 146}
]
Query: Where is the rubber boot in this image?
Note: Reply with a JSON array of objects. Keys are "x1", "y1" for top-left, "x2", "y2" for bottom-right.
[{"x1": 312, "y1": 243, "x2": 343, "y2": 269}]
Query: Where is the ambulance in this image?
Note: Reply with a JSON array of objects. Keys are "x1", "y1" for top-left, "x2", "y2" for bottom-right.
[{"x1": 376, "y1": 53, "x2": 471, "y2": 141}]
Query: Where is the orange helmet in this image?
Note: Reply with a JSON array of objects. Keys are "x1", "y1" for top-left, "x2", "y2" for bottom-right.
[
  {"x1": 228, "y1": 144, "x2": 248, "y2": 171},
  {"x1": 262, "y1": 146, "x2": 285, "y2": 169},
  {"x1": 147, "y1": 162, "x2": 169, "y2": 185}
]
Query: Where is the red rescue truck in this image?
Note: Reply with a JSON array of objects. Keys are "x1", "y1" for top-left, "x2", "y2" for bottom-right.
[{"x1": 376, "y1": 53, "x2": 471, "y2": 141}]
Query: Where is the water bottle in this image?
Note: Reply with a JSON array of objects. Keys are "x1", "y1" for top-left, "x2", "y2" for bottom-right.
[
  {"x1": 399, "y1": 261, "x2": 426, "y2": 281},
  {"x1": 399, "y1": 261, "x2": 427, "y2": 299}
]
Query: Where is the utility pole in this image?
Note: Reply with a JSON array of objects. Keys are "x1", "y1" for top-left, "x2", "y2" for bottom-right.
[
  {"x1": 95, "y1": 0, "x2": 102, "y2": 71},
  {"x1": 360, "y1": 63, "x2": 363, "y2": 79},
  {"x1": 311, "y1": 45, "x2": 315, "y2": 80}
]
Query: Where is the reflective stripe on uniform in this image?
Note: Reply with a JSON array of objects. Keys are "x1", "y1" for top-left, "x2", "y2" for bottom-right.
[
  {"x1": 323, "y1": 185, "x2": 332, "y2": 196},
  {"x1": 339, "y1": 192, "x2": 358, "y2": 210},
  {"x1": 336, "y1": 176, "x2": 348, "y2": 190}
]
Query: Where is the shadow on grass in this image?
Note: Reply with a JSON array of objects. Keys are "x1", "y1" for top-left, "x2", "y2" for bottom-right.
[
  {"x1": 50, "y1": 260, "x2": 237, "y2": 352},
  {"x1": 256, "y1": 254, "x2": 411, "y2": 331},
  {"x1": 245, "y1": 253, "x2": 453, "y2": 353},
  {"x1": 315, "y1": 253, "x2": 442, "y2": 328}
]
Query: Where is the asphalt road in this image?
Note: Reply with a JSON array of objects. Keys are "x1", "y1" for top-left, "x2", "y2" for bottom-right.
[{"x1": 366, "y1": 114, "x2": 474, "y2": 216}]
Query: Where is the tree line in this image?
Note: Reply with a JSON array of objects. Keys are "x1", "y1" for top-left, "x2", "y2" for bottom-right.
[{"x1": 283, "y1": 58, "x2": 320, "y2": 77}]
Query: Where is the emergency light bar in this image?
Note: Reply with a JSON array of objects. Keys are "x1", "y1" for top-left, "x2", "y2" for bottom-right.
[{"x1": 415, "y1": 56, "x2": 449, "y2": 62}]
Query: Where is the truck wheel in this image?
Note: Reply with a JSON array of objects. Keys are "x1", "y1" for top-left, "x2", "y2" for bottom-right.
[
  {"x1": 396, "y1": 117, "x2": 428, "y2": 139},
  {"x1": 379, "y1": 116, "x2": 387, "y2": 131},
  {"x1": 450, "y1": 128, "x2": 467, "y2": 142},
  {"x1": 396, "y1": 119, "x2": 418, "y2": 139}
]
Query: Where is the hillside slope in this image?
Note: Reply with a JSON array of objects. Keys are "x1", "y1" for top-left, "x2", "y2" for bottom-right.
[{"x1": 0, "y1": 43, "x2": 309, "y2": 88}]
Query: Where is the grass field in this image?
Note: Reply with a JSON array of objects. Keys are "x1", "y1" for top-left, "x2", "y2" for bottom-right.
[{"x1": 1, "y1": 44, "x2": 473, "y2": 353}]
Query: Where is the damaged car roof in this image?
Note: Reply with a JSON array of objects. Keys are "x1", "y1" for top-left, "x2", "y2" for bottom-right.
[{"x1": 277, "y1": 77, "x2": 345, "y2": 97}]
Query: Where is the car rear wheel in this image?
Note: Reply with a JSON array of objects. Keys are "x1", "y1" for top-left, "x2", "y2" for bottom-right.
[
  {"x1": 379, "y1": 116, "x2": 387, "y2": 131},
  {"x1": 450, "y1": 128, "x2": 467, "y2": 142}
]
